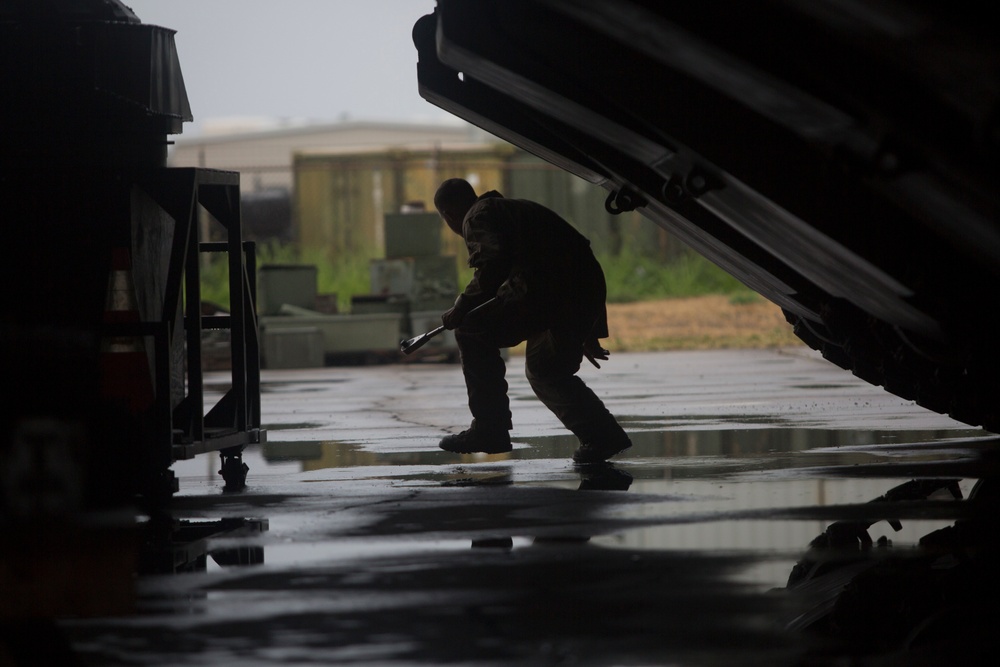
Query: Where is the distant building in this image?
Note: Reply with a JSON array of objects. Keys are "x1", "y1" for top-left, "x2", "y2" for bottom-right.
[
  {"x1": 168, "y1": 119, "x2": 488, "y2": 243},
  {"x1": 294, "y1": 142, "x2": 516, "y2": 258},
  {"x1": 169, "y1": 117, "x2": 671, "y2": 260},
  {"x1": 168, "y1": 119, "x2": 484, "y2": 193},
  {"x1": 293, "y1": 143, "x2": 666, "y2": 262}
]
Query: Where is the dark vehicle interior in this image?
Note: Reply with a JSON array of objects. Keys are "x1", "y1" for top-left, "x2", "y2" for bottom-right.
[{"x1": 413, "y1": 0, "x2": 1000, "y2": 433}]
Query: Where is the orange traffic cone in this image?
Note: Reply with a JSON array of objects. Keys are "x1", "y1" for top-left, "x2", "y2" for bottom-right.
[{"x1": 99, "y1": 247, "x2": 155, "y2": 413}]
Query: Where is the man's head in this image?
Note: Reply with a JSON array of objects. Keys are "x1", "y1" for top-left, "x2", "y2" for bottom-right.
[{"x1": 434, "y1": 178, "x2": 478, "y2": 235}]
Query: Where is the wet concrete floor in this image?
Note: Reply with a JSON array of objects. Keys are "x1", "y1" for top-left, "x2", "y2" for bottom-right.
[{"x1": 63, "y1": 348, "x2": 1000, "y2": 665}]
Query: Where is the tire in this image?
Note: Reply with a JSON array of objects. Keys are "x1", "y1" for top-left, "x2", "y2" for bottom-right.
[{"x1": 783, "y1": 305, "x2": 998, "y2": 433}]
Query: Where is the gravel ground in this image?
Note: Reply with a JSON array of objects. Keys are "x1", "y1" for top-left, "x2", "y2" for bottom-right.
[{"x1": 604, "y1": 295, "x2": 802, "y2": 351}]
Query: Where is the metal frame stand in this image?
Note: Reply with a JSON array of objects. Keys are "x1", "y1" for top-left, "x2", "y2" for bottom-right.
[{"x1": 108, "y1": 167, "x2": 265, "y2": 497}]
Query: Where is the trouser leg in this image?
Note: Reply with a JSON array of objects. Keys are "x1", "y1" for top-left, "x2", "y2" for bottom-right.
[
  {"x1": 455, "y1": 328, "x2": 512, "y2": 430},
  {"x1": 524, "y1": 328, "x2": 624, "y2": 443}
]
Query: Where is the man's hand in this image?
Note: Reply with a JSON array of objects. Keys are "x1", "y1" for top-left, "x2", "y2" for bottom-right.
[
  {"x1": 442, "y1": 296, "x2": 499, "y2": 331},
  {"x1": 583, "y1": 338, "x2": 610, "y2": 368},
  {"x1": 441, "y1": 306, "x2": 463, "y2": 330}
]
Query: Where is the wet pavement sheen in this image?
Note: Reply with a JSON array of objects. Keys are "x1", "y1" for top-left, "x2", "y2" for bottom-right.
[{"x1": 63, "y1": 349, "x2": 1000, "y2": 665}]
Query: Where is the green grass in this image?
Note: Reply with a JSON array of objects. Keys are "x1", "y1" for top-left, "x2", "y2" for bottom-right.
[
  {"x1": 598, "y1": 250, "x2": 748, "y2": 303},
  {"x1": 198, "y1": 243, "x2": 754, "y2": 312},
  {"x1": 311, "y1": 250, "x2": 372, "y2": 313},
  {"x1": 198, "y1": 254, "x2": 234, "y2": 308}
]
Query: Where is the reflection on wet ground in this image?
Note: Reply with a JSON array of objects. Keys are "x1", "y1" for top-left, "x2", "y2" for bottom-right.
[
  {"x1": 240, "y1": 426, "x2": 998, "y2": 576},
  {"x1": 254, "y1": 425, "x2": 994, "y2": 471},
  {"x1": 59, "y1": 352, "x2": 1000, "y2": 665},
  {"x1": 93, "y1": 432, "x2": 1000, "y2": 665}
]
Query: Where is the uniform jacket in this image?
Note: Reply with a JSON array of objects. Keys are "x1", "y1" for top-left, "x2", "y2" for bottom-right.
[{"x1": 453, "y1": 191, "x2": 609, "y2": 339}]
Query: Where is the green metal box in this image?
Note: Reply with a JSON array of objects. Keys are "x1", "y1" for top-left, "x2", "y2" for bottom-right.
[
  {"x1": 350, "y1": 294, "x2": 410, "y2": 318},
  {"x1": 257, "y1": 264, "x2": 317, "y2": 316},
  {"x1": 369, "y1": 256, "x2": 458, "y2": 309},
  {"x1": 261, "y1": 326, "x2": 325, "y2": 369},
  {"x1": 384, "y1": 212, "x2": 444, "y2": 258},
  {"x1": 261, "y1": 313, "x2": 403, "y2": 355}
]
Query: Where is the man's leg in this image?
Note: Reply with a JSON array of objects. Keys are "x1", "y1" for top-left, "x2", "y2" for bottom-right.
[
  {"x1": 524, "y1": 329, "x2": 630, "y2": 462},
  {"x1": 438, "y1": 328, "x2": 512, "y2": 454},
  {"x1": 456, "y1": 328, "x2": 512, "y2": 430}
]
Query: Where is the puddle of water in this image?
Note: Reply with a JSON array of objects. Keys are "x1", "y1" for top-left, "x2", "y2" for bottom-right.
[
  {"x1": 168, "y1": 424, "x2": 995, "y2": 492},
  {"x1": 236, "y1": 426, "x2": 994, "y2": 476},
  {"x1": 170, "y1": 425, "x2": 995, "y2": 593}
]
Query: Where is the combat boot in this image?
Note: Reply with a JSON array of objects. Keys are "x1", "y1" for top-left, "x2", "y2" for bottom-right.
[
  {"x1": 439, "y1": 420, "x2": 512, "y2": 454},
  {"x1": 572, "y1": 428, "x2": 632, "y2": 464}
]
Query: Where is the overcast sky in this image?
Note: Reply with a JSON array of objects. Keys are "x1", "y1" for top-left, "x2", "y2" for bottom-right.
[{"x1": 124, "y1": 0, "x2": 454, "y2": 136}]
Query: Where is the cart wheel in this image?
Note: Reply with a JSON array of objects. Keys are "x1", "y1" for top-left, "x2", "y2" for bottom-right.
[{"x1": 219, "y1": 454, "x2": 249, "y2": 491}]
